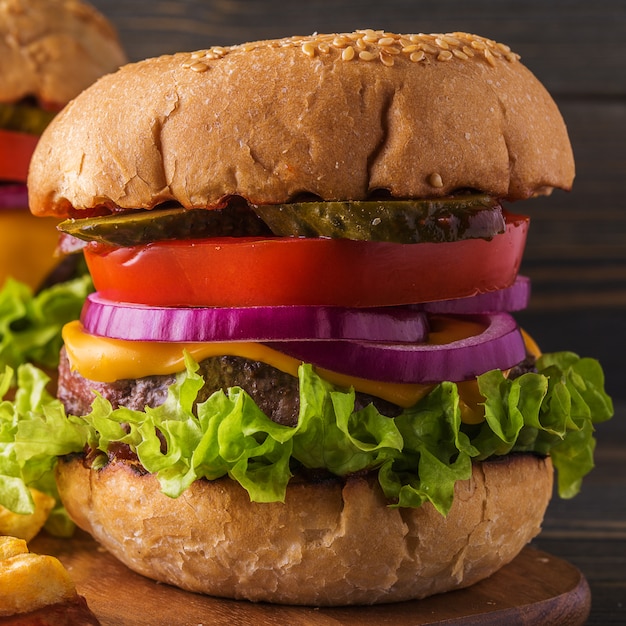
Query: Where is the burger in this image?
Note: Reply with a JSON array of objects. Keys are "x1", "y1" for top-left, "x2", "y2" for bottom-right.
[
  {"x1": 0, "y1": 0, "x2": 126, "y2": 376},
  {"x1": 9, "y1": 30, "x2": 614, "y2": 606}
]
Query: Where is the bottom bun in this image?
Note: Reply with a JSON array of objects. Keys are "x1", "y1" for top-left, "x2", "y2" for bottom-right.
[{"x1": 55, "y1": 454, "x2": 553, "y2": 606}]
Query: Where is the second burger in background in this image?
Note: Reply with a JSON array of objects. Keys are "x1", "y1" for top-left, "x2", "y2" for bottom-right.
[{"x1": 0, "y1": 0, "x2": 126, "y2": 374}]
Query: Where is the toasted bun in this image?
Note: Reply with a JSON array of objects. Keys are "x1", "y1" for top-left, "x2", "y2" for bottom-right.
[
  {"x1": 56, "y1": 453, "x2": 553, "y2": 606},
  {"x1": 29, "y1": 30, "x2": 574, "y2": 218},
  {"x1": 0, "y1": 0, "x2": 127, "y2": 107}
]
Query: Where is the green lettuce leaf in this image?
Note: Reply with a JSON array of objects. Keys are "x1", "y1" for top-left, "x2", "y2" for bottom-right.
[
  {"x1": 0, "y1": 365, "x2": 88, "y2": 534},
  {"x1": 0, "y1": 275, "x2": 93, "y2": 371},
  {"x1": 0, "y1": 350, "x2": 613, "y2": 533}
]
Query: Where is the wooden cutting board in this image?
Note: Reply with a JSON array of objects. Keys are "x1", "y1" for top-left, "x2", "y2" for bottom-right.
[{"x1": 29, "y1": 531, "x2": 590, "y2": 626}]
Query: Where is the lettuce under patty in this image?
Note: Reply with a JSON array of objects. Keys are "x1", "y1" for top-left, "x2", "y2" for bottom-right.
[{"x1": 0, "y1": 351, "x2": 613, "y2": 536}]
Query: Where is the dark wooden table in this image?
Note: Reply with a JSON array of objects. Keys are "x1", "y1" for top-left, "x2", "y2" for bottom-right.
[{"x1": 81, "y1": 2, "x2": 626, "y2": 624}]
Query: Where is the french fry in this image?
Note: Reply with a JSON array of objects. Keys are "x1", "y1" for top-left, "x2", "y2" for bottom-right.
[
  {"x1": 0, "y1": 536, "x2": 77, "y2": 616},
  {"x1": 0, "y1": 535, "x2": 28, "y2": 560}
]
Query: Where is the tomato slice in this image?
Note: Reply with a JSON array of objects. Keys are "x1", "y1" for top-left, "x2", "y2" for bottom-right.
[
  {"x1": 0, "y1": 128, "x2": 39, "y2": 183},
  {"x1": 85, "y1": 213, "x2": 529, "y2": 308}
]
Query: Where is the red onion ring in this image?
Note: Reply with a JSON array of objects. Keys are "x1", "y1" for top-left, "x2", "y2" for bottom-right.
[
  {"x1": 265, "y1": 313, "x2": 527, "y2": 383},
  {"x1": 0, "y1": 184, "x2": 28, "y2": 209},
  {"x1": 417, "y1": 275, "x2": 530, "y2": 314},
  {"x1": 81, "y1": 293, "x2": 430, "y2": 343}
]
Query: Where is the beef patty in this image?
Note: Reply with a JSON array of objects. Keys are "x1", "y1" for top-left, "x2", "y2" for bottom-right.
[{"x1": 57, "y1": 348, "x2": 404, "y2": 425}]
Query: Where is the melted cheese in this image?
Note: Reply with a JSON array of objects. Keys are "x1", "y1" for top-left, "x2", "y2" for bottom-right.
[
  {"x1": 0, "y1": 211, "x2": 60, "y2": 289},
  {"x1": 520, "y1": 327, "x2": 542, "y2": 359}
]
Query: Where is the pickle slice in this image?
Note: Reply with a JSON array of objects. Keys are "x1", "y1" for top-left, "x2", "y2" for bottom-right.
[
  {"x1": 59, "y1": 196, "x2": 504, "y2": 247},
  {"x1": 58, "y1": 203, "x2": 272, "y2": 247},
  {"x1": 252, "y1": 195, "x2": 504, "y2": 243},
  {"x1": 0, "y1": 102, "x2": 56, "y2": 135}
]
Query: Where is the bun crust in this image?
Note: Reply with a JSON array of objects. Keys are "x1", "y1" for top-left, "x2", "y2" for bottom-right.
[
  {"x1": 56, "y1": 454, "x2": 553, "y2": 606},
  {"x1": 29, "y1": 31, "x2": 574, "y2": 217},
  {"x1": 0, "y1": 0, "x2": 127, "y2": 107}
]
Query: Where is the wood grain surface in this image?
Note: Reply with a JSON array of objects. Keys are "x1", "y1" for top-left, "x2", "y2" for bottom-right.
[{"x1": 47, "y1": 3, "x2": 626, "y2": 625}]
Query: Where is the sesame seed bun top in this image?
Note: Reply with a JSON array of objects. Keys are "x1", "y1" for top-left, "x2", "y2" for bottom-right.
[
  {"x1": 0, "y1": 0, "x2": 127, "y2": 108},
  {"x1": 28, "y1": 30, "x2": 574, "y2": 217}
]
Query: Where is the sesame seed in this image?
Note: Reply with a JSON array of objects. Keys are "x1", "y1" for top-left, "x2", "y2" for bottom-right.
[
  {"x1": 409, "y1": 50, "x2": 426, "y2": 63},
  {"x1": 359, "y1": 50, "x2": 377, "y2": 61},
  {"x1": 380, "y1": 51, "x2": 395, "y2": 66},
  {"x1": 302, "y1": 41, "x2": 316, "y2": 57},
  {"x1": 378, "y1": 37, "x2": 395, "y2": 46},
  {"x1": 318, "y1": 42, "x2": 330, "y2": 53},
  {"x1": 363, "y1": 33, "x2": 379, "y2": 43},
  {"x1": 188, "y1": 61, "x2": 209, "y2": 72},
  {"x1": 438, "y1": 50, "x2": 453, "y2": 61},
  {"x1": 342, "y1": 46, "x2": 355, "y2": 61},
  {"x1": 421, "y1": 43, "x2": 439, "y2": 55},
  {"x1": 442, "y1": 35, "x2": 461, "y2": 46},
  {"x1": 453, "y1": 49, "x2": 469, "y2": 60},
  {"x1": 355, "y1": 37, "x2": 367, "y2": 50},
  {"x1": 429, "y1": 173, "x2": 444, "y2": 188}
]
